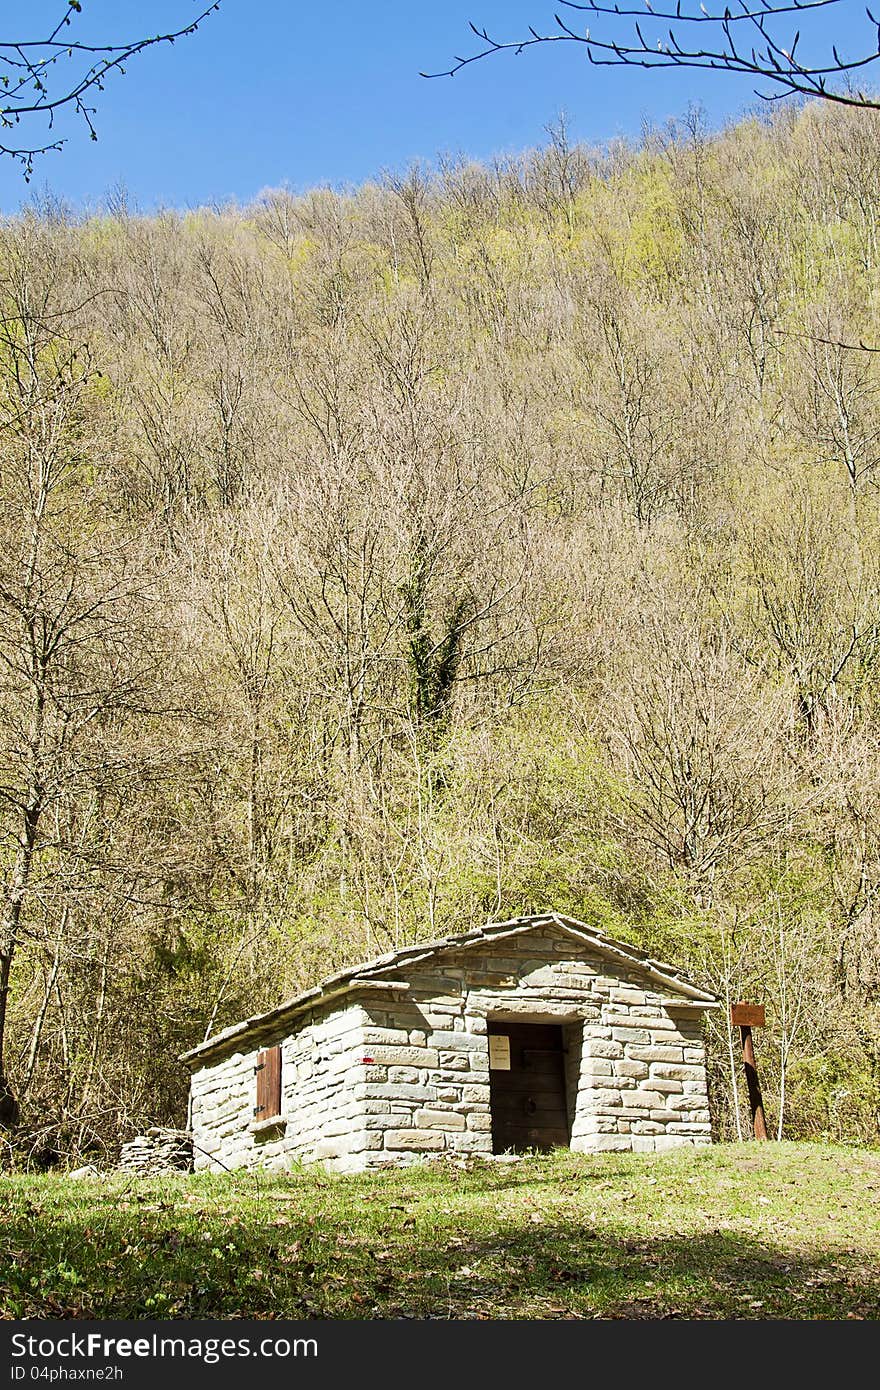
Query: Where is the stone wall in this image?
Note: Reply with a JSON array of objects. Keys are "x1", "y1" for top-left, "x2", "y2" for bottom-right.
[
  {"x1": 118, "y1": 1128, "x2": 193, "y2": 1174},
  {"x1": 190, "y1": 1003, "x2": 371, "y2": 1173},
  {"x1": 189, "y1": 922, "x2": 713, "y2": 1172},
  {"x1": 351, "y1": 924, "x2": 712, "y2": 1165}
]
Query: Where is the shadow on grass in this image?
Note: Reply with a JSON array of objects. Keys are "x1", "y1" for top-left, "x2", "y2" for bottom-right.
[
  {"x1": 417, "y1": 1221, "x2": 879, "y2": 1320},
  {"x1": 1, "y1": 1186, "x2": 877, "y2": 1320}
]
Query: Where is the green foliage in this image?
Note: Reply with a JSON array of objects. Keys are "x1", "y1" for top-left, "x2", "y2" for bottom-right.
[{"x1": 785, "y1": 1056, "x2": 880, "y2": 1145}]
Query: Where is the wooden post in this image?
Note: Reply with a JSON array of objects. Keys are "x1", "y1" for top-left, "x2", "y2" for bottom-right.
[{"x1": 730, "y1": 1003, "x2": 768, "y2": 1141}]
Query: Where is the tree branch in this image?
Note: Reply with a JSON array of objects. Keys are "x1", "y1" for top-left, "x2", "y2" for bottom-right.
[
  {"x1": 0, "y1": 2, "x2": 221, "y2": 179},
  {"x1": 423, "y1": 1, "x2": 880, "y2": 111}
]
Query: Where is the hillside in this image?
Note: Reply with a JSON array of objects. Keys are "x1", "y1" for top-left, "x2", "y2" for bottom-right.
[{"x1": 1, "y1": 103, "x2": 880, "y2": 1161}]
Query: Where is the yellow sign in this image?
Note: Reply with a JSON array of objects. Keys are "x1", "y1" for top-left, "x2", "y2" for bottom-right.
[{"x1": 489, "y1": 1034, "x2": 511, "y2": 1070}]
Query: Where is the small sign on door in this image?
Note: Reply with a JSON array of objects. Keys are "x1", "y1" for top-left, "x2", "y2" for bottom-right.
[{"x1": 489, "y1": 1034, "x2": 511, "y2": 1070}]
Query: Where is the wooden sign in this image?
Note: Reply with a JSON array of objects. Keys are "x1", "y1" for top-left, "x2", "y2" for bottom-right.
[
  {"x1": 488, "y1": 1034, "x2": 511, "y2": 1070},
  {"x1": 731, "y1": 1002, "x2": 765, "y2": 1028},
  {"x1": 730, "y1": 1002, "x2": 768, "y2": 1141}
]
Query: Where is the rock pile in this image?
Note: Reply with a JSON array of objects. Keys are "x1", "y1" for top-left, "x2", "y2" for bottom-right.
[{"x1": 118, "y1": 1127, "x2": 193, "y2": 1174}]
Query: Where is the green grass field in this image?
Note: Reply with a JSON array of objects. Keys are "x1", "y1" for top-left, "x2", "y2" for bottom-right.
[{"x1": 1, "y1": 1142, "x2": 878, "y2": 1320}]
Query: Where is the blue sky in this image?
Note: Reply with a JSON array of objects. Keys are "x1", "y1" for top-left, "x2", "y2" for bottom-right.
[{"x1": 0, "y1": 0, "x2": 876, "y2": 212}]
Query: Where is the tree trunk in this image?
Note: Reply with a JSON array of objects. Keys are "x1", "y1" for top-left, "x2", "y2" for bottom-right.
[{"x1": 0, "y1": 799, "x2": 41, "y2": 1129}]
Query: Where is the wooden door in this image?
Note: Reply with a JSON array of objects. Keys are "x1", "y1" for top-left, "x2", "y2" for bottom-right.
[{"x1": 488, "y1": 1021, "x2": 570, "y2": 1153}]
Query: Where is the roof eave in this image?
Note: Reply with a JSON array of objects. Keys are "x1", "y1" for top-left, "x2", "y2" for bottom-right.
[
  {"x1": 179, "y1": 911, "x2": 719, "y2": 1067},
  {"x1": 179, "y1": 979, "x2": 409, "y2": 1068}
]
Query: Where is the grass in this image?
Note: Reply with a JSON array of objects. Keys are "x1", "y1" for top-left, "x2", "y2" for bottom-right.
[{"x1": 1, "y1": 1141, "x2": 878, "y2": 1320}]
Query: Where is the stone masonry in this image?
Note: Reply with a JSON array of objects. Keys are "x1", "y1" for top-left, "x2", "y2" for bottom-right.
[
  {"x1": 117, "y1": 1128, "x2": 193, "y2": 1174},
  {"x1": 184, "y1": 915, "x2": 717, "y2": 1173}
]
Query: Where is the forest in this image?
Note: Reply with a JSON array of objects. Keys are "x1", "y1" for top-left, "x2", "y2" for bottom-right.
[{"x1": 1, "y1": 99, "x2": 879, "y2": 1167}]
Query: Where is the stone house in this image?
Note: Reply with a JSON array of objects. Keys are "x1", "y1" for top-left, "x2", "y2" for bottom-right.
[{"x1": 180, "y1": 912, "x2": 719, "y2": 1173}]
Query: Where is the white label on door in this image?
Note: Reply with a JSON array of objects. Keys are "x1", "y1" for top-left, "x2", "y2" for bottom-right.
[{"x1": 489, "y1": 1035, "x2": 511, "y2": 1070}]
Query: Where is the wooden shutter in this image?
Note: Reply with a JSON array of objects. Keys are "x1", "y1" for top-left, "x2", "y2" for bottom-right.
[{"x1": 255, "y1": 1045, "x2": 282, "y2": 1119}]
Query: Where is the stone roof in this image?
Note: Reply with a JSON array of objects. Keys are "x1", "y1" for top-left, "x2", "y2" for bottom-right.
[{"x1": 179, "y1": 911, "x2": 719, "y2": 1066}]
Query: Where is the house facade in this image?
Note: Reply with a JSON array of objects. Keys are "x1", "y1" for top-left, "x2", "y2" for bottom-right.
[{"x1": 181, "y1": 913, "x2": 718, "y2": 1173}]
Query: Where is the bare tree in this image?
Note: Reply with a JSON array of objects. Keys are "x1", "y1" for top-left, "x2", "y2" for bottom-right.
[
  {"x1": 609, "y1": 610, "x2": 791, "y2": 879},
  {"x1": 0, "y1": 223, "x2": 160, "y2": 1130},
  {"x1": 577, "y1": 278, "x2": 683, "y2": 523},
  {"x1": 793, "y1": 312, "x2": 880, "y2": 489},
  {"x1": 726, "y1": 488, "x2": 880, "y2": 740},
  {"x1": 766, "y1": 892, "x2": 826, "y2": 1138}
]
